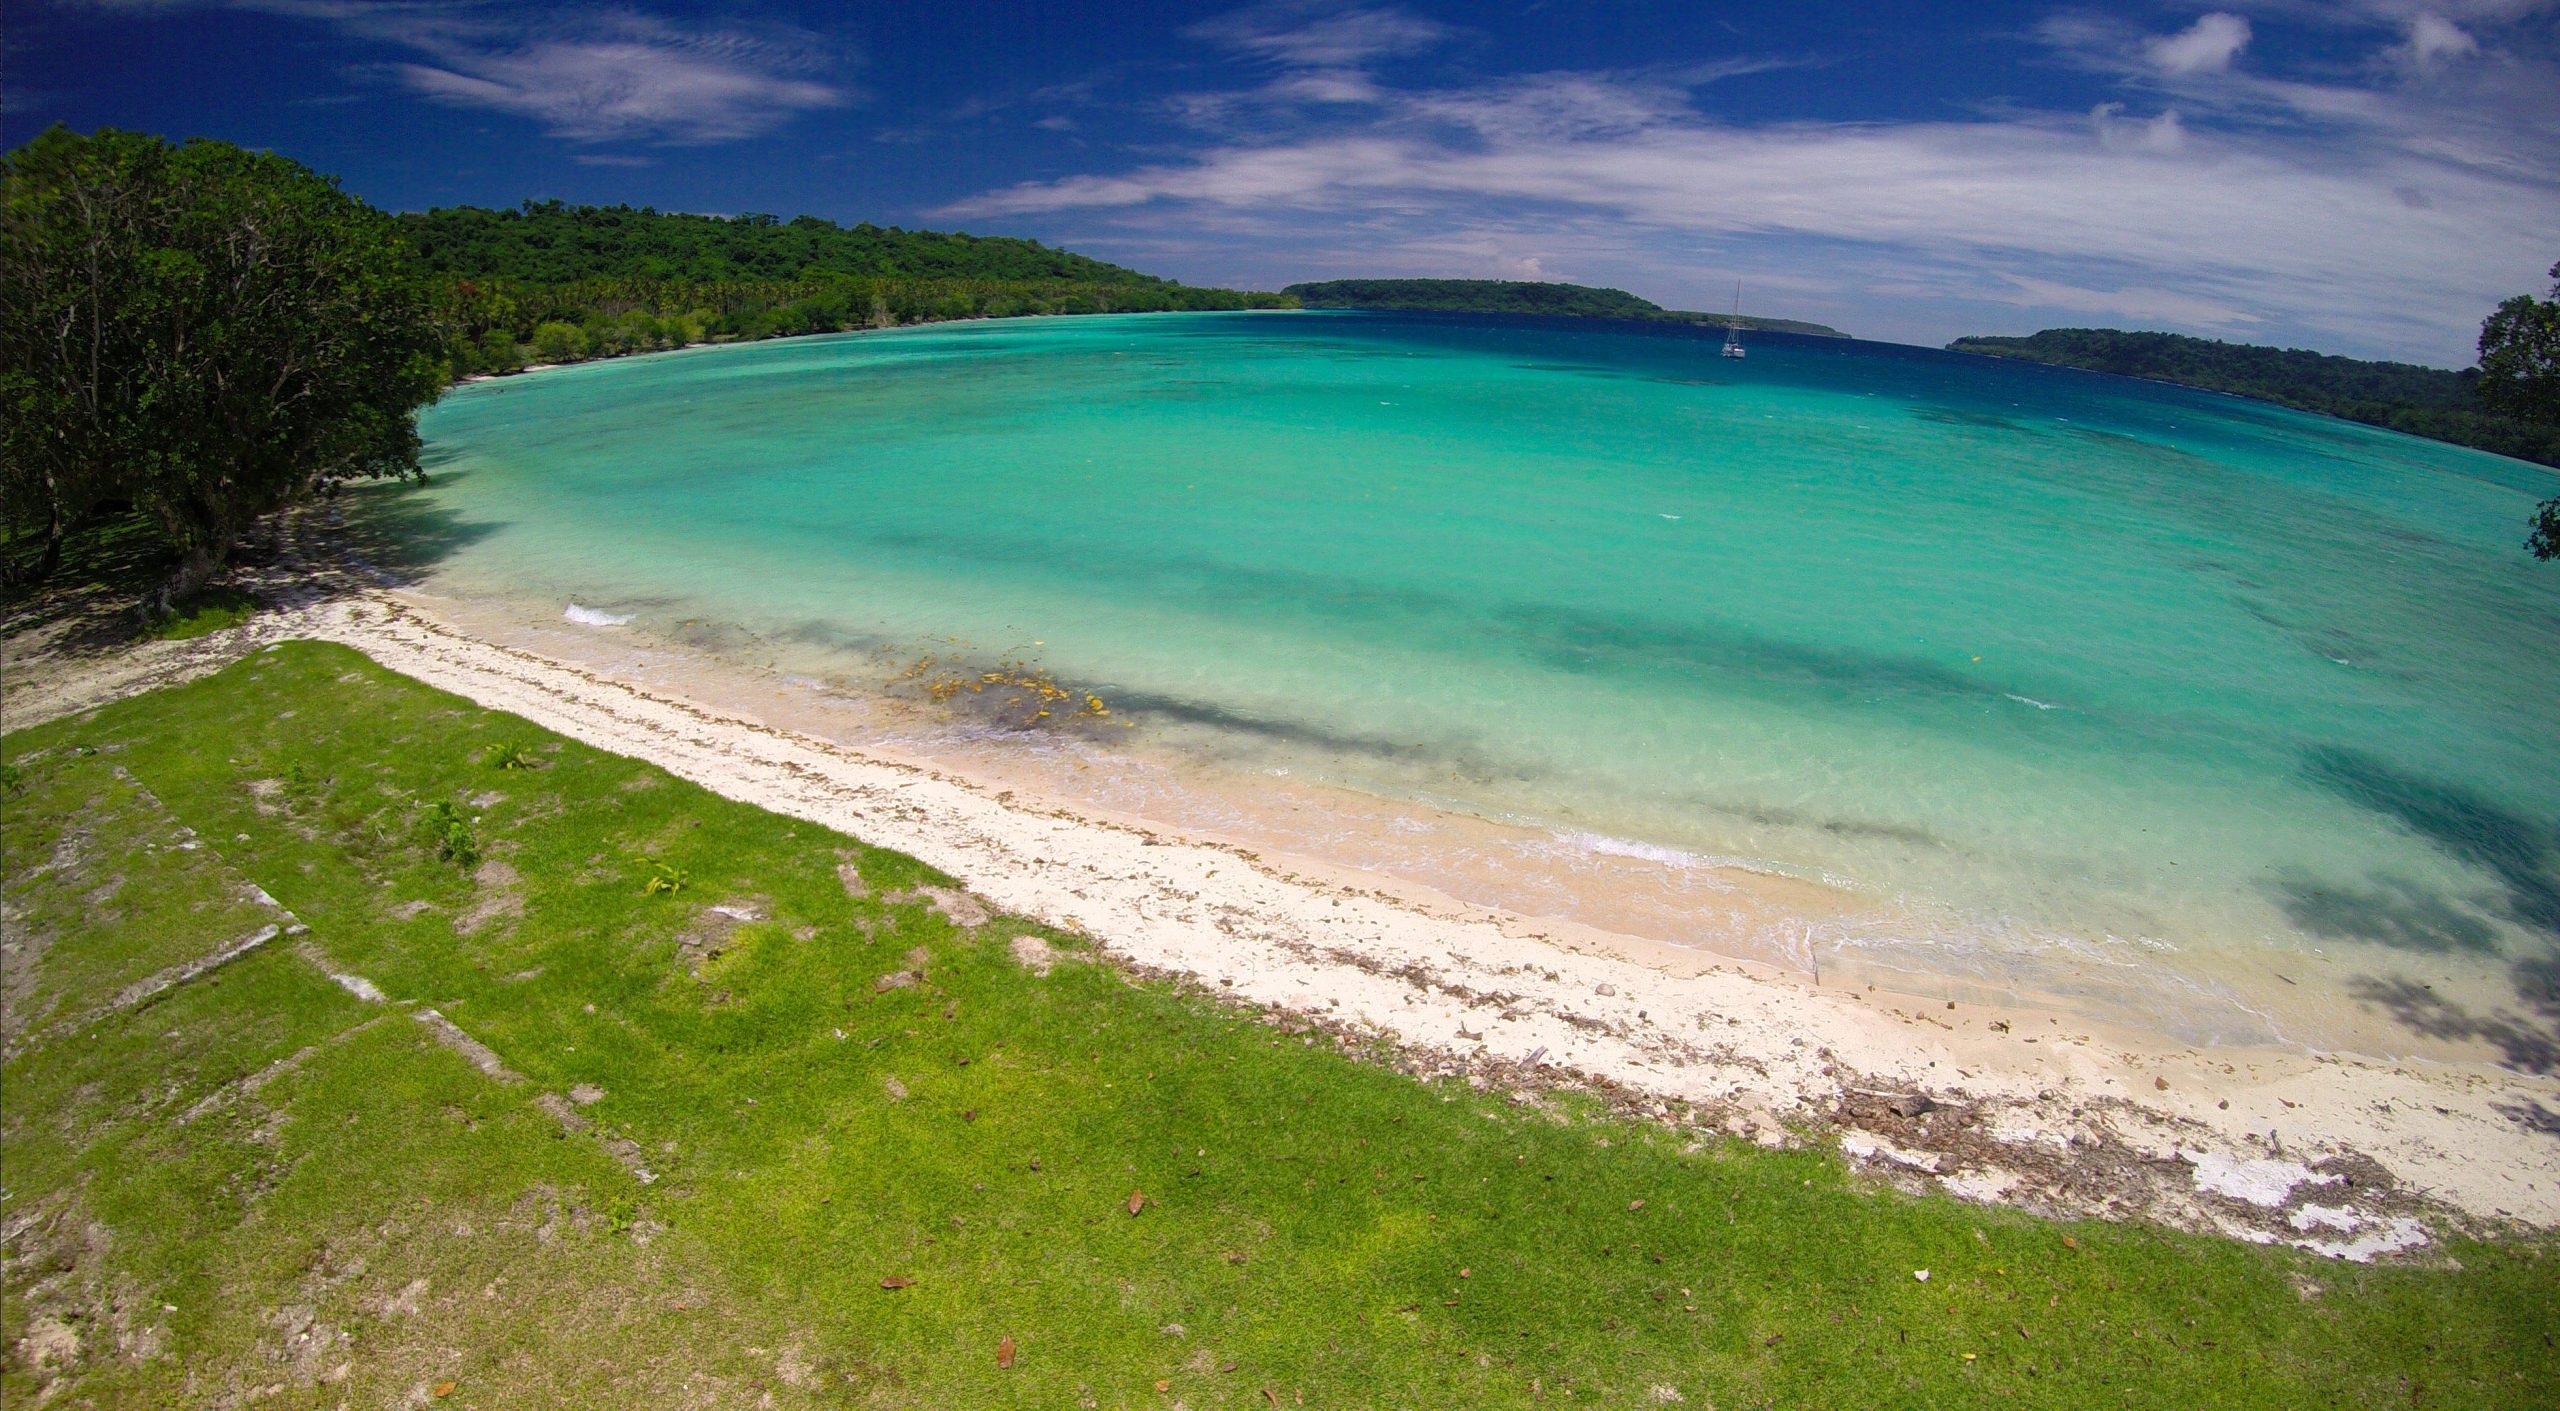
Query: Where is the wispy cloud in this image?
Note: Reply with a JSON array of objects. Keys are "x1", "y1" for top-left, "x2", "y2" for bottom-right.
[
  {"x1": 942, "y1": 6, "x2": 2560, "y2": 362},
  {"x1": 100, "y1": 2, "x2": 854, "y2": 143},
  {"x1": 2143, "y1": 13, "x2": 2252, "y2": 76},
  {"x1": 1186, "y1": 2, "x2": 1454, "y2": 68},
  {"x1": 387, "y1": 13, "x2": 848, "y2": 144}
]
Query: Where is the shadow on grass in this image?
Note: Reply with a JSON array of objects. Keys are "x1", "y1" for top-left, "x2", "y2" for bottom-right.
[{"x1": 1, "y1": 477, "x2": 501, "y2": 667}]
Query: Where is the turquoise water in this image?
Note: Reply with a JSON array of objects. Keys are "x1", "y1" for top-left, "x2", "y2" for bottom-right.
[{"x1": 407, "y1": 311, "x2": 2560, "y2": 1036}]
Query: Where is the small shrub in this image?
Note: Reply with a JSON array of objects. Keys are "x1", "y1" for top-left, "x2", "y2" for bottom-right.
[
  {"x1": 419, "y1": 800, "x2": 480, "y2": 868},
  {"x1": 642, "y1": 859, "x2": 688, "y2": 895},
  {"x1": 482, "y1": 741, "x2": 543, "y2": 771},
  {"x1": 0, "y1": 762, "x2": 22, "y2": 793}
]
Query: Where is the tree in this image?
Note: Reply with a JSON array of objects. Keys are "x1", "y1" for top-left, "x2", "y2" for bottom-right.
[
  {"x1": 2, "y1": 127, "x2": 443, "y2": 599},
  {"x1": 1, "y1": 129, "x2": 157, "y2": 583},
  {"x1": 528, "y1": 320, "x2": 588, "y2": 364},
  {"x1": 2478, "y1": 261, "x2": 2560, "y2": 559},
  {"x1": 2480, "y1": 262, "x2": 2560, "y2": 427},
  {"x1": 474, "y1": 328, "x2": 524, "y2": 375}
]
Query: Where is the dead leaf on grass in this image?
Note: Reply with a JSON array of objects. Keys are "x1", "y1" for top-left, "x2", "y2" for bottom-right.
[
  {"x1": 432, "y1": 1383, "x2": 456, "y2": 1399},
  {"x1": 880, "y1": 1276, "x2": 914, "y2": 1290},
  {"x1": 1128, "y1": 1189, "x2": 1147, "y2": 1216},
  {"x1": 1628, "y1": 1198, "x2": 1646, "y2": 1211},
  {"x1": 997, "y1": 1335, "x2": 1017, "y2": 1368}
]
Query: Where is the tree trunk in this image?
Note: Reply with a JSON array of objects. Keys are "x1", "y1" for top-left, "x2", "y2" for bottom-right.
[
  {"x1": 156, "y1": 542, "x2": 221, "y2": 616},
  {"x1": 3, "y1": 504, "x2": 65, "y2": 590}
]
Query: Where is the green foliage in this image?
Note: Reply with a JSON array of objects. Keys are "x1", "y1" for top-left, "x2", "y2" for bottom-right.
[
  {"x1": 1948, "y1": 327, "x2": 2560, "y2": 471},
  {"x1": 410, "y1": 201, "x2": 1296, "y2": 377},
  {"x1": 527, "y1": 319, "x2": 589, "y2": 365},
  {"x1": 482, "y1": 740, "x2": 543, "y2": 771},
  {"x1": 0, "y1": 126, "x2": 446, "y2": 598},
  {"x1": 641, "y1": 858, "x2": 688, "y2": 895},
  {"x1": 4, "y1": 640, "x2": 2556, "y2": 1408},
  {"x1": 1284, "y1": 278, "x2": 1847, "y2": 336},
  {"x1": 2478, "y1": 261, "x2": 2560, "y2": 430},
  {"x1": 400, "y1": 200, "x2": 1184, "y2": 286},
  {"x1": 419, "y1": 799, "x2": 480, "y2": 868},
  {"x1": 471, "y1": 326, "x2": 525, "y2": 375},
  {"x1": 2477, "y1": 262, "x2": 2560, "y2": 558}
]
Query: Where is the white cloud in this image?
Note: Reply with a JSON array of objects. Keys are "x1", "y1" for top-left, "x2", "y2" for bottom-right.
[
  {"x1": 1187, "y1": 2, "x2": 1454, "y2": 68},
  {"x1": 106, "y1": 2, "x2": 854, "y2": 144},
  {"x1": 1267, "y1": 69, "x2": 1388, "y2": 104},
  {"x1": 941, "y1": 56, "x2": 2559, "y2": 364},
  {"x1": 1988, "y1": 273, "x2": 2261, "y2": 327},
  {"x1": 388, "y1": 17, "x2": 847, "y2": 144},
  {"x1": 2144, "y1": 13, "x2": 2253, "y2": 75},
  {"x1": 2393, "y1": 13, "x2": 2483, "y2": 68},
  {"x1": 2090, "y1": 102, "x2": 2188, "y2": 152}
]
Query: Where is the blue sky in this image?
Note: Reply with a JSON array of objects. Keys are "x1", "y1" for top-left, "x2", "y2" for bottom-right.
[{"x1": 15, "y1": 1, "x2": 2559, "y2": 363}]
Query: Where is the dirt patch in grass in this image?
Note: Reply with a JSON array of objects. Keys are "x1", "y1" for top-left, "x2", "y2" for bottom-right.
[{"x1": 453, "y1": 858, "x2": 524, "y2": 936}]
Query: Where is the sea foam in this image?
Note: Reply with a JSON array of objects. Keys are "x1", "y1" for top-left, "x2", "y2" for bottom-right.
[{"x1": 563, "y1": 603, "x2": 632, "y2": 626}]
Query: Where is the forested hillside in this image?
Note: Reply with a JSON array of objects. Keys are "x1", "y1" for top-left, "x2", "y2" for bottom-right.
[
  {"x1": 1283, "y1": 278, "x2": 1846, "y2": 336},
  {"x1": 407, "y1": 202, "x2": 1293, "y2": 376},
  {"x1": 1948, "y1": 328, "x2": 2560, "y2": 468},
  {"x1": 400, "y1": 202, "x2": 1168, "y2": 285}
]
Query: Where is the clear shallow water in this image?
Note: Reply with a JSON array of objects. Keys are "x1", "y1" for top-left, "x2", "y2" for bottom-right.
[{"x1": 406, "y1": 311, "x2": 2560, "y2": 1042}]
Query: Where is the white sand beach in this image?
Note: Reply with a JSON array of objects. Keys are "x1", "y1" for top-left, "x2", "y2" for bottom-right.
[{"x1": 10, "y1": 571, "x2": 2557, "y2": 1262}]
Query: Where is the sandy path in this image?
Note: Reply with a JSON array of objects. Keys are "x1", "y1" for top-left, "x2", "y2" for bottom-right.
[{"x1": 9, "y1": 590, "x2": 2558, "y2": 1255}]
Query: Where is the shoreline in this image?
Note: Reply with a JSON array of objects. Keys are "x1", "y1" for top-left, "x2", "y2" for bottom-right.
[
  {"x1": 405, "y1": 574, "x2": 2534, "y2": 1068},
  {"x1": 9, "y1": 573, "x2": 2557, "y2": 1255}
]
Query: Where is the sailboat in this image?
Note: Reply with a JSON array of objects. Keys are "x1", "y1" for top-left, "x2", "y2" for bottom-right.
[{"x1": 1720, "y1": 282, "x2": 1747, "y2": 360}]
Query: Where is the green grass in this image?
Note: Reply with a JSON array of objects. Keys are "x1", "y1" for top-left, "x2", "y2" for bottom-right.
[
  {"x1": 146, "y1": 585, "x2": 260, "y2": 640},
  {"x1": 4, "y1": 641, "x2": 2554, "y2": 1407}
]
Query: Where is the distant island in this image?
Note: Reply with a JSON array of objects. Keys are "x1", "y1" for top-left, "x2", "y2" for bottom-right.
[
  {"x1": 403, "y1": 201, "x2": 1295, "y2": 377},
  {"x1": 1283, "y1": 278, "x2": 1847, "y2": 337},
  {"x1": 1948, "y1": 327, "x2": 2560, "y2": 470}
]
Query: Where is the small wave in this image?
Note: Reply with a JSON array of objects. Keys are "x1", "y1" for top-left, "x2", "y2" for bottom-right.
[
  {"x1": 564, "y1": 603, "x2": 633, "y2": 626},
  {"x1": 2003, "y1": 693, "x2": 2063, "y2": 711},
  {"x1": 1549, "y1": 829, "x2": 1780, "y2": 874},
  {"x1": 1553, "y1": 829, "x2": 1708, "y2": 868}
]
